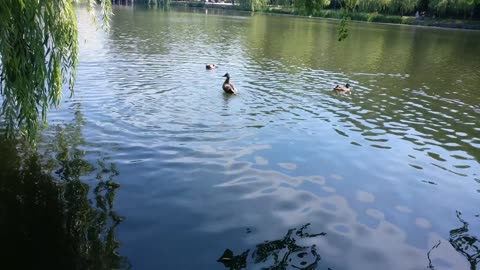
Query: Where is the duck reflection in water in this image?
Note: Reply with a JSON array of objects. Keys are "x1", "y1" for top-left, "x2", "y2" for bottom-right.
[
  {"x1": 217, "y1": 223, "x2": 328, "y2": 270},
  {"x1": 222, "y1": 91, "x2": 236, "y2": 111}
]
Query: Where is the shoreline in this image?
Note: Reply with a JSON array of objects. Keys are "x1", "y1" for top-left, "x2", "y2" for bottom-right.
[{"x1": 168, "y1": 1, "x2": 480, "y2": 31}]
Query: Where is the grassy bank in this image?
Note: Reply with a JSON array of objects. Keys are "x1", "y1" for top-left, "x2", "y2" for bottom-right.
[{"x1": 169, "y1": 1, "x2": 480, "y2": 30}]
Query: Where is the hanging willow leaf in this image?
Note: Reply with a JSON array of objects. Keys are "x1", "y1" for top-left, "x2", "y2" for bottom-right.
[
  {"x1": 337, "y1": 12, "x2": 349, "y2": 41},
  {"x1": 0, "y1": 0, "x2": 112, "y2": 144},
  {"x1": 337, "y1": 0, "x2": 356, "y2": 42}
]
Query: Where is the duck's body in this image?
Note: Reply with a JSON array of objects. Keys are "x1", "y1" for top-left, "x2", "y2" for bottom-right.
[
  {"x1": 333, "y1": 83, "x2": 351, "y2": 94},
  {"x1": 222, "y1": 73, "x2": 238, "y2": 95},
  {"x1": 206, "y1": 64, "x2": 217, "y2": 70}
]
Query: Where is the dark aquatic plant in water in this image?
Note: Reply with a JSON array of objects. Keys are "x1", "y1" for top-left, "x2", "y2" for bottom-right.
[
  {"x1": 427, "y1": 211, "x2": 479, "y2": 270},
  {"x1": 217, "y1": 223, "x2": 328, "y2": 270},
  {"x1": 0, "y1": 105, "x2": 129, "y2": 269},
  {"x1": 219, "y1": 215, "x2": 480, "y2": 270},
  {"x1": 449, "y1": 211, "x2": 479, "y2": 270},
  {"x1": 426, "y1": 240, "x2": 442, "y2": 269}
]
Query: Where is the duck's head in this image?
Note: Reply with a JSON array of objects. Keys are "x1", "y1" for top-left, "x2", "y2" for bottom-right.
[
  {"x1": 222, "y1": 73, "x2": 230, "y2": 78},
  {"x1": 345, "y1": 83, "x2": 350, "y2": 88}
]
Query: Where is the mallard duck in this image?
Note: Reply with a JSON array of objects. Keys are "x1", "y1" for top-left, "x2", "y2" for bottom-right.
[
  {"x1": 333, "y1": 83, "x2": 351, "y2": 94},
  {"x1": 222, "y1": 73, "x2": 238, "y2": 95},
  {"x1": 206, "y1": 64, "x2": 217, "y2": 70}
]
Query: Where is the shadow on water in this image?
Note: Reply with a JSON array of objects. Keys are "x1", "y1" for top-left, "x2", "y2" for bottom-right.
[
  {"x1": 217, "y1": 223, "x2": 329, "y2": 270},
  {"x1": 0, "y1": 105, "x2": 129, "y2": 269},
  {"x1": 427, "y1": 211, "x2": 479, "y2": 270}
]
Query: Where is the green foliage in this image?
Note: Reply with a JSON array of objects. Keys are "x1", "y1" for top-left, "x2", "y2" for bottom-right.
[
  {"x1": 269, "y1": 0, "x2": 292, "y2": 6},
  {"x1": 429, "y1": 0, "x2": 478, "y2": 17},
  {"x1": 429, "y1": 0, "x2": 455, "y2": 15},
  {"x1": 357, "y1": 0, "x2": 390, "y2": 13},
  {"x1": 345, "y1": 0, "x2": 479, "y2": 17},
  {"x1": 388, "y1": 0, "x2": 416, "y2": 15},
  {"x1": 337, "y1": 0, "x2": 356, "y2": 41},
  {"x1": 0, "y1": 0, "x2": 111, "y2": 143},
  {"x1": 239, "y1": 0, "x2": 269, "y2": 11},
  {"x1": 295, "y1": 0, "x2": 330, "y2": 15},
  {"x1": 355, "y1": 0, "x2": 416, "y2": 14},
  {"x1": 338, "y1": 15, "x2": 350, "y2": 41}
]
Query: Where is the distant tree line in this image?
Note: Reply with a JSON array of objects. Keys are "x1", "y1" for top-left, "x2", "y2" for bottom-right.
[
  {"x1": 241, "y1": 0, "x2": 480, "y2": 18},
  {"x1": 141, "y1": 0, "x2": 480, "y2": 18}
]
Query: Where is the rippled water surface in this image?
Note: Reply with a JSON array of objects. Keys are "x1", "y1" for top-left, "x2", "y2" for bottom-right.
[{"x1": 48, "y1": 6, "x2": 480, "y2": 269}]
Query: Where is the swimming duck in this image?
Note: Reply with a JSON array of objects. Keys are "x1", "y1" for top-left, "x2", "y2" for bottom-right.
[
  {"x1": 222, "y1": 73, "x2": 238, "y2": 95},
  {"x1": 206, "y1": 64, "x2": 217, "y2": 70},
  {"x1": 333, "y1": 83, "x2": 351, "y2": 94}
]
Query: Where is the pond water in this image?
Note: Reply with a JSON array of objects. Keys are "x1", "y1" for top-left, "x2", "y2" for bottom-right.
[{"x1": 5, "y1": 5, "x2": 480, "y2": 270}]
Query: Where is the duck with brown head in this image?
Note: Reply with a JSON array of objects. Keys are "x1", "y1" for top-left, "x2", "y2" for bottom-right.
[
  {"x1": 206, "y1": 64, "x2": 217, "y2": 70},
  {"x1": 222, "y1": 73, "x2": 238, "y2": 95},
  {"x1": 333, "y1": 83, "x2": 351, "y2": 94}
]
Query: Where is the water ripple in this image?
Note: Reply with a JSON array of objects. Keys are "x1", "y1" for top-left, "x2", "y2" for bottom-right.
[{"x1": 42, "y1": 7, "x2": 480, "y2": 270}]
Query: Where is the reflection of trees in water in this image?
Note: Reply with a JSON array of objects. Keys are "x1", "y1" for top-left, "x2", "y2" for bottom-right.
[
  {"x1": 426, "y1": 240, "x2": 442, "y2": 270},
  {"x1": 0, "y1": 106, "x2": 129, "y2": 269},
  {"x1": 449, "y1": 211, "x2": 479, "y2": 270},
  {"x1": 219, "y1": 216, "x2": 480, "y2": 270},
  {"x1": 427, "y1": 211, "x2": 479, "y2": 270},
  {"x1": 218, "y1": 223, "x2": 328, "y2": 270}
]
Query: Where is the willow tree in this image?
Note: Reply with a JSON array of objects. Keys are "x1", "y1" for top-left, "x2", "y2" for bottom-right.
[
  {"x1": 239, "y1": 0, "x2": 269, "y2": 11},
  {"x1": 429, "y1": 0, "x2": 479, "y2": 17},
  {"x1": 295, "y1": 0, "x2": 331, "y2": 15},
  {"x1": 389, "y1": 0, "x2": 416, "y2": 15},
  {"x1": 0, "y1": 0, "x2": 111, "y2": 143}
]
